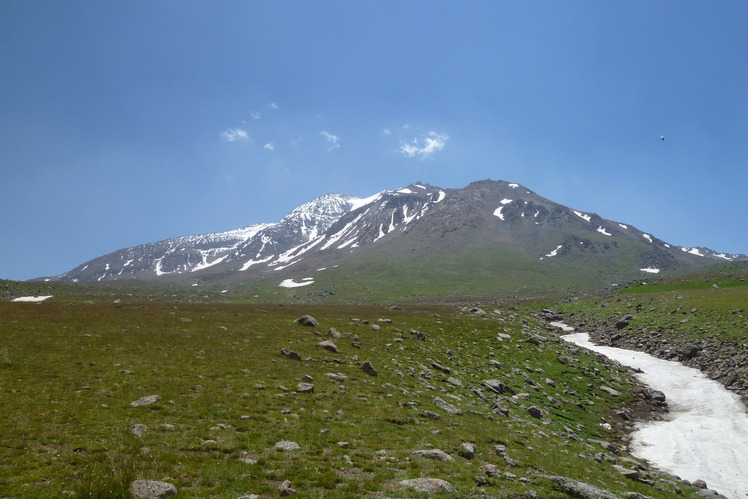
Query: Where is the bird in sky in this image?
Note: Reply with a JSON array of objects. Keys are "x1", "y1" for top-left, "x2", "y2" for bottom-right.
[{"x1": 661, "y1": 136, "x2": 666, "y2": 141}]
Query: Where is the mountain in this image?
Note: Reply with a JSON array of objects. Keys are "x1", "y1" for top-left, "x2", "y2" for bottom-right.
[{"x1": 46, "y1": 180, "x2": 746, "y2": 298}]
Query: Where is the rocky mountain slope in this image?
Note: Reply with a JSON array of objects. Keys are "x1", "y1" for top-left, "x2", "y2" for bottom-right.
[{"x1": 46, "y1": 180, "x2": 746, "y2": 296}]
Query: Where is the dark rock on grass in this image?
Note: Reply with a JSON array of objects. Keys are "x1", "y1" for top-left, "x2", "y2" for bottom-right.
[
  {"x1": 295, "y1": 315, "x2": 318, "y2": 327},
  {"x1": 542, "y1": 475, "x2": 620, "y2": 499},
  {"x1": 278, "y1": 480, "x2": 296, "y2": 496},
  {"x1": 361, "y1": 360, "x2": 378, "y2": 376},
  {"x1": 317, "y1": 339, "x2": 338, "y2": 353},
  {"x1": 129, "y1": 480, "x2": 177, "y2": 498},
  {"x1": 528, "y1": 406, "x2": 544, "y2": 419},
  {"x1": 280, "y1": 348, "x2": 301, "y2": 360},
  {"x1": 459, "y1": 442, "x2": 477, "y2": 459},
  {"x1": 409, "y1": 329, "x2": 426, "y2": 341},
  {"x1": 400, "y1": 478, "x2": 456, "y2": 493},
  {"x1": 483, "y1": 379, "x2": 516, "y2": 395},
  {"x1": 431, "y1": 361, "x2": 451, "y2": 373}
]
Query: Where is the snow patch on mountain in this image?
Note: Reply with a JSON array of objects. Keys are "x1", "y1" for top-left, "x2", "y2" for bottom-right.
[
  {"x1": 572, "y1": 210, "x2": 591, "y2": 222},
  {"x1": 279, "y1": 278, "x2": 314, "y2": 288}
]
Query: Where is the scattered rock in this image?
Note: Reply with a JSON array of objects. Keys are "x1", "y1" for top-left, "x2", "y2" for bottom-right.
[
  {"x1": 528, "y1": 406, "x2": 544, "y2": 419},
  {"x1": 317, "y1": 339, "x2": 338, "y2": 353},
  {"x1": 413, "y1": 449, "x2": 455, "y2": 461},
  {"x1": 280, "y1": 348, "x2": 301, "y2": 360},
  {"x1": 361, "y1": 361, "x2": 378, "y2": 376},
  {"x1": 410, "y1": 329, "x2": 426, "y2": 341},
  {"x1": 599, "y1": 385, "x2": 621, "y2": 397},
  {"x1": 682, "y1": 344, "x2": 700, "y2": 359},
  {"x1": 692, "y1": 479, "x2": 708, "y2": 489},
  {"x1": 433, "y1": 396, "x2": 462, "y2": 415},
  {"x1": 459, "y1": 442, "x2": 477, "y2": 459},
  {"x1": 328, "y1": 327, "x2": 342, "y2": 338},
  {"x1": 296, "y1": 382, "x2": 314, "y2": 393},
  {"x1": 295, "y1": 315, "x2": 318, "y2": 327},
  {"x1": 274, "y1": 441, "x2": 301, "y2": 452},
  {"x1": 643, "y1": 388, "x2": 666, "y2": 402},
  {"x1": 278, "y1": 480, "x2": 296, "y2": 496},
  {"x1": 483, "y1": 379, "x2": 516, "y2": 395},
  {"x1": 481, "y1": 463, "x2": 500, "y2": 477},
  {"x1": 130, "y1": 395, "x2": 161, "y2": 407},
  {"x1": 542, "y1": 475, "x2": 619, "y2": 499},
  {"x1": 400, "y1": 478, "x2": 456, "y2": 493},
  {"x1": 130, "y1": 424, "x2": 148, "y2": 436},
  {"x1": 129, "y1": 480, "x2": 177, "y2": 498},
  {"x1": 431, "y1": 361, "x2": 451, "y2": 373}
]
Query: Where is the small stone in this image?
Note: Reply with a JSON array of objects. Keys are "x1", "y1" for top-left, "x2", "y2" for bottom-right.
[
  {"x1": 278, "y1": 480, "x2": 296, "y2": 496},
  {"x1": 328, "y1": 327, "x2": 342, "y2": 338},
  {"x1": 599, "y1": 385, "x2": 621, "y2": 397},
  {"x1": 274, "y1": 440, "x2": 301, "y2": 452},
  {"x1": 413, "y1": 449, "x2": 455, "y2": 461},
  {"x1": 296, "y1": 382, "x2": 314, "y2": 393},
  {"x1": 528, "y1": 406, "x2": 544, "y2": 418},
  {"x1": 280, "y1": 348, "x2": 301, "y2": 360},
  {"x1": 431, "y1": 361, "x2": 451, "y2": 374},
  {"x1": 317, "y1": 339, "x2": 338, "y2": 353},
  {"x1": 400, "y1": 478, "x2": 456, "y2": 493},
  {"x1": 459, "y1": 442, "x2": 477, "y2": 459},
  {"x1": 295, "y1": 315, "x2": 318, "y2": 327},
  {"x1": 692, "y1": 479, "x2": 708, "y2": 489},
  {"x1": 433, "y1": 397, "x2": 462, "y2": 415},
  {"x1": 129, "y1": 480, "x2": 177, "y2": 498},
  {"x1": 361, "y1": 361, "x2": 378, "y2": 376},
  {"x1": 481, "y1": 463, "x2": 500, "y2": 477},
  {"x1": 131, "y1": 424, "x2": 148, "y2": 437},
  {"x1": 130, "y1": 395, "x2": 161, "y2": 407},
  {"x1": 337, "y1": 441, "x2": 350, "y2": 448}
]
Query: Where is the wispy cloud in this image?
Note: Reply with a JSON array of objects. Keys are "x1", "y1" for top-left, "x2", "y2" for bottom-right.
[
  {"x1": 321, "y1": 131, "x2": 340, "y2": 150},
  {"x1": 220, "y1": 128, "x2": 249, "y2": 142},
  {"x1": 267, "y1": 102, "x2": 278, "y2": 110},
  {"x1": 399, "y1": 131, "x2": 448, "y2": 159},
  {"x1": 263, "y1": 142, "x2": 275, "y2": 151},
  {"x1": 250, "y1": 110, "x2": 261, "y2": 120}
]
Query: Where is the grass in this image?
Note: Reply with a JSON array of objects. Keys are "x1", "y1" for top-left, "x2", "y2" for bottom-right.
[{"x1": 0, "y1": 299, "x2": 705, "y2": 497}]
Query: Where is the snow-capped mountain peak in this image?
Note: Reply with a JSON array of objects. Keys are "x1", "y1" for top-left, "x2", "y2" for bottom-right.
[{"x1": 49, "y1": 180, "x2": 745, "y2": 284}]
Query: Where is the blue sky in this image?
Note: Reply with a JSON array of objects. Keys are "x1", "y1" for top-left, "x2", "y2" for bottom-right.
[{"x1": 2, "y1": 1, "x2": 747, "y2": 280}]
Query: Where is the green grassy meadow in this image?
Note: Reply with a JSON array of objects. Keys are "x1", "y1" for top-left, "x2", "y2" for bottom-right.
[{"x1": 0, "y1": 297, "x2": 706, "y2": 498}]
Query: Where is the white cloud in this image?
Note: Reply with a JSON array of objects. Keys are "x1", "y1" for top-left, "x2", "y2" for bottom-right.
[
  {"x1": 399, "y1": 131, "x2": 448, "y2": 159},
  {"x1": 250, "y1": 110, "x2": 261, "y2": 120},
  {"x1": 382, "y1": 128, "x2": 392, "y2": 136},
  {"x1": 220, "y1": 128, "x2": 249, "y2": 142},
  {"x1": 267, "y1": 102, "x2": 278, "y2": 109},
  {"x1": 264, "y1": 142, "x2": 275, "y2": 151},
  {"x1": 321, "y1": 131, "x2": 340, "y2": 150}
]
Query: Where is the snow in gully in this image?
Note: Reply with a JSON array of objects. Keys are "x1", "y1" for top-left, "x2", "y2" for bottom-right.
[{"x1": 561, "y1": 330, "x2": 748, "y2": 499}]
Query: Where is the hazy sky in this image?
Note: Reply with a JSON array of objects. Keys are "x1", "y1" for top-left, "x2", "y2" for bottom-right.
[{"x1": 2, "y1": 1, "x2": 747, "y2": 280}]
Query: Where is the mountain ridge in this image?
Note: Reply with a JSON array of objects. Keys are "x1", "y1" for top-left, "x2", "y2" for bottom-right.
[{"x1": 43, "y1": 180, "x2": 747, "y2": 297}]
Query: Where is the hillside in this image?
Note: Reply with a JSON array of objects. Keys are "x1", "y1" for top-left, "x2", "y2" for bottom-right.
[{"x1": 0, "y1": 298, "x2": 712, "y2": 498}]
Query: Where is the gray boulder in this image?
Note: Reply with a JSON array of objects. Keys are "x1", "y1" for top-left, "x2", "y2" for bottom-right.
[
  {"x1": 295, "y1": 315, "x2": 318, "y2": 327},
  {"x1": 129, "y1": 480, "x2": 177, "y2": 498},
  {"x1": 400, "y1": 478, "x2": 456, "y2": 493}
]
